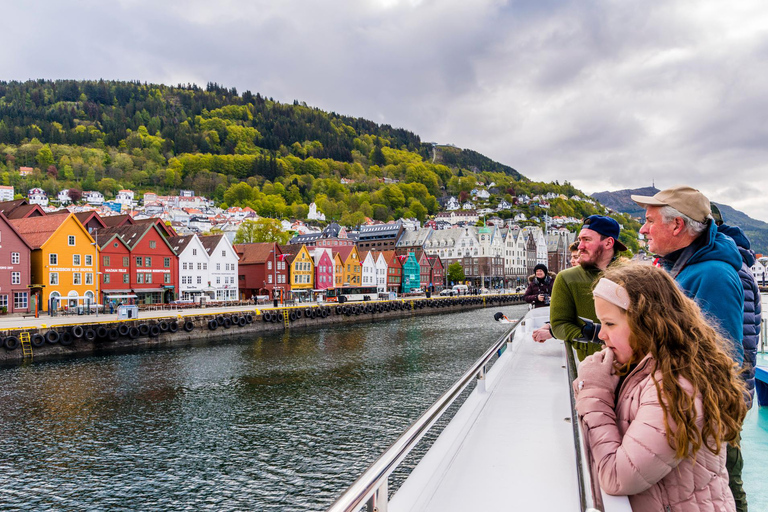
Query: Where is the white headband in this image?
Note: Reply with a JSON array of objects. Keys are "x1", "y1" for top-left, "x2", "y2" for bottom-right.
[{"x1": 593, "y1": 278, "x2": 630, "y2": 310}]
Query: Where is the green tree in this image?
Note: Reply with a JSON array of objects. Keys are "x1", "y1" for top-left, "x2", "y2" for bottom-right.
[
  {"x1": 447, "y1": 262, "x2": 465, "y2": 284},
  {"x1": 234, "y1": 218, "x2": 290, "y2": 244},
  {"x1": 36, "y1": 145, "x2": 54, "y2": 170}
]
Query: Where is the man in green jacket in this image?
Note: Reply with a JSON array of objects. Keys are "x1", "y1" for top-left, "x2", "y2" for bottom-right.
[{"x1": 550, "y1": 215, "x2": 626, "y2": 360}]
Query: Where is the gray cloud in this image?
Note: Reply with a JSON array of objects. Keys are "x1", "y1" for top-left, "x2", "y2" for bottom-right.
[{"x1": 2, "y1": 0, "x2": 767, "y2": 219}]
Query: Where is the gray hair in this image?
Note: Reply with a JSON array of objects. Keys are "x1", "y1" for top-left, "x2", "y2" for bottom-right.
[{"x1": 658, "y1": 206, "x2": 710, "y2": 237}]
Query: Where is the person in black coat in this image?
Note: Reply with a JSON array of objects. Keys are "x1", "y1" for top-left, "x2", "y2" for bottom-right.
[{"x1": 523, "y1": 264, "x2": 555, "y2": 308}]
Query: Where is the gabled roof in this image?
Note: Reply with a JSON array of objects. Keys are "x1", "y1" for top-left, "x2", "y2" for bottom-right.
[
  {"x1": 0, "y1": 199, "x2": 46, "y2": 219},
  {"x1": 102, "y1": 213, "x2": 135, "y2": 227},
  {"x1": 199, "y1": 234, "x2": 224, "y2": 255},
  {"x1": 234, "y1": 243, "x2": 281, "y2": 264},
  {"x1": 9, "y1": 213, "x2": 77, "y2": 249},
  {"x1": 168, "y1": 235, "x2": 197, "y2": 255},
  {"x1": 134, "y1": 217, "x2": 176, "y2": 237},
  {"x1": 334, "y1": 245, "x2": 357, "y2": 262},
  {"x1": 0, "y1": 211, "x2": 33, "y2": 251},
  {"x1": 95, "y1": 223, "x2": 176, "y2": 253},
  {"x1": 72, "y1": 210, "x2": 107, "y2": 229}
]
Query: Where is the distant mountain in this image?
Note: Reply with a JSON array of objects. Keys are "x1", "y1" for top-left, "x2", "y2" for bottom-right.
[{"x1": 591, "y1": 187, "x2": 768, "y2": 255}]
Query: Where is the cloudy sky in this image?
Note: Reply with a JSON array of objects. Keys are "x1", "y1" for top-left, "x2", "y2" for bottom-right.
[{"x1": 3, "y1": 0, "x2": 768, "y2": 220}]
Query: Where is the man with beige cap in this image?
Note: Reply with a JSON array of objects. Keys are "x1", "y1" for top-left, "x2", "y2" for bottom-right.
[{"x1": 632, "y1": 184, "x2": 747, "y2": 512}]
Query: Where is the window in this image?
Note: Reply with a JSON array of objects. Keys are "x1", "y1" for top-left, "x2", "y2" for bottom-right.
[
  {"x1": 50, "y1": 253, "x2": 58, "y2": 265},
  {"x1": 145, "y1": 273, "x2": 152, "y2": 283},
  {"x1": 0, "y1": 295, "x2": 7, "y2": 308},
  {"x1": 137, "y1": 274, "x2": 144, "y2": 284},
  {"x1": 192, "y1": 249, "x2": 197, "y2": 256},
  {"x1": 203, "y1": 263, "x2": 207, "y2": 270},
  {"x1": 11, "y1": 272, "x2": 20, "y2": 285},
  {"x1": 197, "y1": 276, "x2": 202, "y2": 284},
  {"x1": 11, "y1": 252, "x2": 20, "y2": 264},
  {"x1": 216, "y1": 277, "x2": 221, "y2": 284},
  {"x1": 149, "y1": 240, "x2": 156, "y2": 249},
  {"x1": 85, "y1": 255, "x2": 92, "y2": 266},
  {"x1": 136, "y1": 257, "x2": 143, "y2": 267},
  {"x1": 103, "y1": 255, "x2": 111, "y2": 266},
  {"x1": 123, "y1": 274, "x2": 130, "y2": 284},
  {"x1": 267, "y1": 261, "x2": 272, "y2": 270},
  {"x1": 68, "y1": 235, "x2": 75, "y2": 246},
  {"x1": 104, "y1": 273, "x2": 110, "y2": 284},
  {"x1": 164, "y1": 273, "x2": 170, "y2": 284},
  {"x1": 222, "y1": 250, "x2": 226, "y2": 257},
  {"x1": 145, "y1": 257, "x2": 151, "y2": 267},
  {"x1": 73, "y1": 273, "x2": 81, "y2": 285},
  {"x1": 268, "y1": 275, "x2": 273, "y2": 283},
  {"x1": 85, "y1": 273, "x2": 93, "y2": 285},
  {"x1": 216, "y1": 263, "x2": 221, "y2": 271},
  {"x1": 14, "y1": 292, "x2": 28, "y2": 310},
  {"x1": 73, "y1": 254, "x2": 81, "y2": 266},
  {"x1": 123, "y1": 257, "x2": 130, "y2": 267},
  {"x1": 164, "y1": 257, "x2": 170, "y2": 268}
]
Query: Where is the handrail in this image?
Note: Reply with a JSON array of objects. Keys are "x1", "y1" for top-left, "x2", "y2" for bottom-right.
[
  {"x1": 326, "y1": 313, "x2": 526, "y2": 512},
  {"x1": 564, "y1": 341, "x2": 602, "y2": 512}
]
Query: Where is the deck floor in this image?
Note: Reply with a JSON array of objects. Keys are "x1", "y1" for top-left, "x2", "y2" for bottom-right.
[{"x1": 390, "y1": 313, "x2": 581, "y2": 511}]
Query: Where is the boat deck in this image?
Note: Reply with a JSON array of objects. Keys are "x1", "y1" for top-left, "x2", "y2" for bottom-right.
[
  {"x1": 390, "y1": 308, "x2": 630, "y2": 511},
  {"x1": 390, "y1": 308, "x2": 580, "y2": 511}
]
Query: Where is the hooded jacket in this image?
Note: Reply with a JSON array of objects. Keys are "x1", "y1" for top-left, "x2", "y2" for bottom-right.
[
  {"x1": 717, "y1": 224, "x2": 760, "y2": 408},
  {"x1": 523, "y1": 271, "x2": 555, "y2": 308},
  {"x1": 658, "y1": 220, "x2": 745, "y2": 365},
  {"x1": 576, "y1": 353, "x2": 735, "y2": 512}
]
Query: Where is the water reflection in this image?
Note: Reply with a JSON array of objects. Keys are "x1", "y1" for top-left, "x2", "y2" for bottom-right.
[{"x1": 0, "y1": 306, "x2": 527, "y2": 511}]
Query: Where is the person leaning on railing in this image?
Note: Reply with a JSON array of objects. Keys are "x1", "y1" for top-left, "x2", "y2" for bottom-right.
[
  {"x1": 547, "y1": 215, "x2": 627, "y2": 359},
  {"x1": 573, "y1": 264, "x2": 746, "y2": 512}
]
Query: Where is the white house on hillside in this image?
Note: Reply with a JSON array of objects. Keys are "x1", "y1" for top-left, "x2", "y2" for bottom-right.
[
  {"x1": 0, "y1": 186, "x2": 14, "y2": 202},
  {"x1": 307, "y1": 202, "x2": 326, "y2": 221},
  {"x1": 28, "y1": 188, "x2": 48, "y2": 206},
  {"x1": 83, "y1": 191, "x2": 104, "y2": 205}
]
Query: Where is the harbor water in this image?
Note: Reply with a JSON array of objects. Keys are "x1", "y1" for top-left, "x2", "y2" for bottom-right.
[
  {"x1": 0, "y1": 305, "x2": 526, "y2": 511},
  {"x1": 1, "y1": 300, "x2": 766, "y2": 511}
]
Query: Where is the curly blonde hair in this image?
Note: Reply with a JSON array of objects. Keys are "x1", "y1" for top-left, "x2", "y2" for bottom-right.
[{"x1": 600, "y1": 263, "x2": 746, "y2": 459}]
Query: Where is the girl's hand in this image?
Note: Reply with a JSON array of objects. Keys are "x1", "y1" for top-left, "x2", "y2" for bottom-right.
[{"x1": 574, "y1": 348, "x2": 619, "y2": 394}]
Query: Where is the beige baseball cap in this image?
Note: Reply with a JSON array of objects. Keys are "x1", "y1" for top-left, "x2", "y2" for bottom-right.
[{"x1": 631, "y1": 185, "x2": 711, "y2": 223}]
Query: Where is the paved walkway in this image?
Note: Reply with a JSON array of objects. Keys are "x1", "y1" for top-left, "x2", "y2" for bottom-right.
[{"x1": 0, "y1": 304, "x2": 278, "y2": 330}]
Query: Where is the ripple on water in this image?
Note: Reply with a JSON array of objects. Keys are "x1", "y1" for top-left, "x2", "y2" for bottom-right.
[{"x1": 0, "y1": 305, "x2": 527, "y2": 511}]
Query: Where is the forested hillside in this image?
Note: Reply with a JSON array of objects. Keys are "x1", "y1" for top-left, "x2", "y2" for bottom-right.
[{"x1": 0, "y1": 79, "x2": 634, "y2": 239}]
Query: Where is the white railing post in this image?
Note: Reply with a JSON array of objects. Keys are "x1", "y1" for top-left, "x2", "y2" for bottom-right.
[
  {"x1": 476, "y1": 365, "x2": 487, "y2": 393},
  {"x1": 366, "y1": 480, "x2": 388, "y2": 512}
]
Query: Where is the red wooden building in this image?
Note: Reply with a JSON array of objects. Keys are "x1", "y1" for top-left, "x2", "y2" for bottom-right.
[
  {"x1": 0, "y1": 211, "x2": 32, "y2": 313},
  {"x1": 234, "y1": 243, "x2": 289, "y2": 300},
  {"x1": 96, "y1": 224, "x2": 179, "y2": 304}
]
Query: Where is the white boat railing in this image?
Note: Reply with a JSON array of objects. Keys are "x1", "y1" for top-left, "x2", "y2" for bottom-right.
[
  {"x1": 326, "y1": 314, "x2": 523, "y2": 512},
  {"x1": 326, "y1": 312, "x2": 609, "y2": 512}
]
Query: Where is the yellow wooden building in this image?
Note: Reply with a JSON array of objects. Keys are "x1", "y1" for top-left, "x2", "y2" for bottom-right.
[
  {"x1": 10, "y1": 213, "x2": 99, "y2": 312},
  {"x1": 334, "y1": 246, "x2": 361, "y2": 287},
  {"x1": 288, "y1": 245, "x2": 315, "y2": 292}
]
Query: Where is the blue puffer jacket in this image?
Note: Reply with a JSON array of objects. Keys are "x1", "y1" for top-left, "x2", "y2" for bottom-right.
[
  {"x1": 659, "y1": 220, "x2": 745, "y2": 366},
  {"x1": 718, "y1": 224, "x2": 761, "y2": 408}
]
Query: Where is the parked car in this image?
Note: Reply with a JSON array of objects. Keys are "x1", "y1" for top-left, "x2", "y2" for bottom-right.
[{"x1": 439, "y1": 289, "x2": 454, "y2": 296}]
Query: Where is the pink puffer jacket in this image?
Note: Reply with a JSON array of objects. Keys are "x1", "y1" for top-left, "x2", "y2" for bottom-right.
[{"x1": 576, "y1": 353, "x2": 735, "y2": 512}]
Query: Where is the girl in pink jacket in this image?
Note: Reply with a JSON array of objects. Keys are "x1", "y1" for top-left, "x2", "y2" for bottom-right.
[{"x1": 574, "y1": 264, "x2": 746, "y2": 512}]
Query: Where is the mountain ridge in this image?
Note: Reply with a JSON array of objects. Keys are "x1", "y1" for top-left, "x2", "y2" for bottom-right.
[{"x1": 591, "y1": 187, "x2": 768, "y2": 255}]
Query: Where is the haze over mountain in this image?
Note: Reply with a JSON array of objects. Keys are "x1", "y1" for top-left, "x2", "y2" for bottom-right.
[{"x1": 592, "y1": 187, "x2": 768, "y2": 255}]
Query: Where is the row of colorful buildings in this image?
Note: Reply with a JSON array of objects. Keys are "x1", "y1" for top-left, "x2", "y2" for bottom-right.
[
  {"x1": 234, "y1": 243, "x2": 444, "y2": 302},
  {"x1": 0, "y1": 200, "x2": 441, "y2": 314}
]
